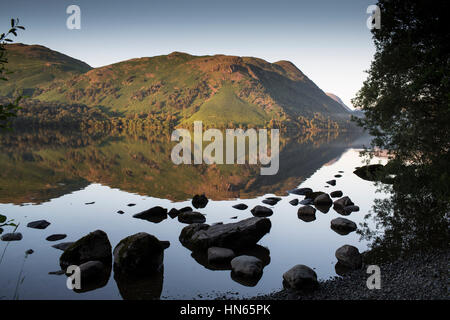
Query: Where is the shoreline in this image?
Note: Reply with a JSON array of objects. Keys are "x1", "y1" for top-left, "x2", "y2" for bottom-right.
[{"x1": 252, "y1": 248, "x2": 449, "y2": 300}]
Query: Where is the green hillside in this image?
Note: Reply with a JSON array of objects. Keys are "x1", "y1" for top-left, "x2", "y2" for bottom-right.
[
  {"x1": 2, "y1": 44, "x2": 352, "y2": 128},
  {"x1": 1, "y1": 44, "x2": 92, "y2": 97}
]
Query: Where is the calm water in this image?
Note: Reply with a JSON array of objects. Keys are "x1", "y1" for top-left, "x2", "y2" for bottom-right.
[{"x1": 0, "y1": 130, "x2": 388, "y2": 299}]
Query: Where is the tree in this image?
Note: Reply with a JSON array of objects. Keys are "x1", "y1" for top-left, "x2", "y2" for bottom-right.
[
  {"x1": 0, "y1": 18, "x2": 25, "y2": 129},
  {"x1": 353, "y1": 0, "x2": 449, "y2": 258}
]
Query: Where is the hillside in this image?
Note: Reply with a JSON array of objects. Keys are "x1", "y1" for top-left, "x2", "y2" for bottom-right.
[
  {"x1": 3, "y1": 44, "x2": 352, "y2": 128},
  {"x1": 1, "y1": 44, "x2": 92, "y2": 97}
]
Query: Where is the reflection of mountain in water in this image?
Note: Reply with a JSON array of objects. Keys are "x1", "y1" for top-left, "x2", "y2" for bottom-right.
[{"x1": 0, "y1": 129, "x2": 366, "y2": 204}]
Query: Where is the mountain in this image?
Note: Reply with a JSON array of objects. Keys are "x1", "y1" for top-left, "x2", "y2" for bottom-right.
[
  {"x1": 4, "y1": 44, "x2": 352, "y2": 127},
  {"x1": 325, "y1": 92, "x2": 352, "y2": 112},
  {"x1": 1, "y1": 44, "x2": 92, "y2": 97}
]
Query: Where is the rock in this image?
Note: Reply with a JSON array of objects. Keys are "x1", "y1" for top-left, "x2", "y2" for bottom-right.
[
  {"x1": 60, "y1": 230, "x2": 112, "y2": 269},
  {"x1": 334, "y1": 174, "x2": 342, "y2": 178},
  {"x1": 331, "y1": 217, "x2": 357, "y2": 235},
  {"x1": 333, "y1": 196, "x2": 354, "y2": 209},
  {"x1": 335, "y1": 245, "x2": 362, "y2": 269},
  {"x1": 46, "y1": 234, "x2": 67, "y2": 241},
  {"x1": 305, "y1": 191, "x2": 325, "y2": 200},
  {"x1": 289, "y1": 199, "x2": 299, "y2": 206},
  {"x1": 344, "y1": 205, "x2": 360, "y2": 213},
  {"x1": 52, "y1": 242, "x2": 75, "y2": 251},
  {"x1": 326, "y1": 180, "x2": 336, "y2": 186},
  {"x1": 231, "y1": 255, "x2": 263, "y2": 278},
  {"x1": 1, "y1": 233, "x2": 23, "y2": 241},
  {"x1": 26, "y1": 249, "x2": 34, "y2": 255},
  {"x1": 178, "y1": 211, "x2": 206, "y2": 224},
  {"x1": 297, "y1": 206, "x2": 316, "y2": 222},
  {"x1": 127, "y1": 203, "x2": 136, "y2": 207},
  {"x1": 250, "y1": 205, "x2": 273, "y2": 217},
  {"x1": 288, "y1": 187, "x2": 312, "y2": 196},
  {"x1": 114, "y1": 267, "x2": 163, "y2": 300},
  {"x1": 133, "y1": 206, "x2": 168, "y2": 223},
  {"x1": 117, "y1": 210, "x2": 125, "y2": 214},
  {"x1": 78, "y1": 260, "x2": 108, "y2": 281},
  {"x1": 179, "y1": 206, "x2": 193, "y2": 213},
  {"x1": 160, "y1": 241, "x2": 170, "y2": 250},
  {"x1": 85, "y1": 202, "x2": 95, "y2": 205},
  {"x1": 315, "y1": 204, "x2": 331, "y2": 214},
  {"x1": 207, "y1": 247, "x2": 236, "y2": 264},
  {"x1": 168, "y1": 208, "x2": 180, "y2": 219},
  {"x1": 283, "y1": 265, "x2": 318, "y2": 290},
  {"x1": 232, "y1": 203, "x2": 248, "y2": 210},
  {"x1": 313, "y1": 193, "x2": 333, "y2": 206},
  {"x1": 113, "y1": 232, "x2": 164, "y2": 276},
  {"x1": 262, "y1": 197, "x2": 282, "y2": 206},
  {"x1": 299, "y1": 198, "x2": 313, "y2": 205},
  {"x1": 49, "y1": 270, "x2": 65, "y2": 275},
  {"x1": 179, "y1": 217, "x2": 271, "y2": 250},
  {"x1": 353, "y1": 164, "x2": 387, "y2": 182},
  {"x1": 330, "y1": 190, "x2": 343, "y2": 198},
  {"x1": 27, "y1": 220, "x2": 50, "y2": 229},
  {"x1": 230, "y1": 216, "x2": 238, "y2": 219},
  {"x1": 192, "y1": 194, "x2": 208, "y2": 209}
]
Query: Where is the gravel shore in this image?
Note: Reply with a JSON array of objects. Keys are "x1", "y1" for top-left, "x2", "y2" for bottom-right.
[{"x1": 253, "y1": 249, "x2": 449, "y2": 300}]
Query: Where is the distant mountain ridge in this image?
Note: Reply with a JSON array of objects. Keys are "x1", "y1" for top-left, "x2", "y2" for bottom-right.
[{"x1": 3, "y1": 44, "x2": 353, "y2": 128}]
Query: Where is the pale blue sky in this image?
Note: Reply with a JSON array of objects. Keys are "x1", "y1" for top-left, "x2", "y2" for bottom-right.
[{"x1": 1, "y1": 0, "x2": 377, "y2": 108}]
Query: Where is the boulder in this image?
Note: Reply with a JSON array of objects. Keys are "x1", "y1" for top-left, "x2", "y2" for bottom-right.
[
  {"x1": 113, "y1": 232, "x2": 164, "y2": 276},
  {"x1": 330, "y1": 217, "x2": 357, "y2": 235},
  {"x1": 52, "y1": 242, "x2": 75, "y2": 251},
  {"x1": 344, "y1": 205, "x2": 360, "y2": 213},
  {"x1": 326, "y1": 180, "x2": 336, "y2": 186},
  {"x1": 46, "y1": 234, "x2": 67, "y2": 241},
  {"x1": 333, "y1": 196, "x2": 354, "y2": 209},
  {"x1": 283, "y1": 264, "x2": 318, "y2": 290},
  {"x1": 179, "y1": 206, "x2": 193, "y2": 213},
  {"x1": 192, "y1": 194, "x2": 208, "y2": 209},
  {"x1": 297, "y1": 206, "x2": 316, "y2": 222},
  {"x1": 289, "y1": 199, "x2": 299, "y2": 206},
  {"x1": 335, "y1": 245, "x2": 362, "y2": 269},
  {"x1": 60, "y1": 230, "x2": 112, "y2": 269},
  {"x1": 27, "y1": 220, "x2": 50, "y2": 229},
  {"x1": 179, "y1": 217, "x2": 271, "y2": 250},
  {"x1": 288, "y1": 187, "x2": 312, "y2": 196},
  {"x1": 232, "y1": 203, "x2": 248, "y2": 210},
  {"x1": 207, "y1": 247, "x2": 236, "y2": 264},
  {"x1": 262, "y1": 197, "x2": 282, "y2": 206},
  {"x1": 231, "y1": 255, "x2": 263, "y2": 278},
  {"x1": 313, "y1": 193, "x2": 333, "y2": 206},
  {"x1": 1, "y1": 233, "x2": 22, "y2": 241},
  {"x1": 250, "y1": 205, "x2": 273, "y2": 217},
  {"x1": 72, "y1": 260, "x2": 111, "y2": 293},
  {"x1": 330, "y1": 190, "x2": 343, "y2": 198},
  {"x1": 178, "y1": 211, "x2": 206, "y2": 224},
  {"x1": 133, "y1": 206, "x2": 168, "y2": 223}
]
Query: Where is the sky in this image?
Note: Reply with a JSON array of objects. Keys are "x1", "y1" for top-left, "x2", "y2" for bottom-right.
[{"x1": 1, "y1": 0, "x2": 377, "y2": 108}]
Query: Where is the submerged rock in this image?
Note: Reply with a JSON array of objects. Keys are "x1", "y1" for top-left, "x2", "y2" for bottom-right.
[
  {"x1": 60, "y1": 230, "x2": 112, "y2": 269},
  {"x1": 27, "y1": 220, "x2": 50, "y2": 229},
  {"x1": 231, "y1": 255, "x2": 263, "y2": 279},
  {"x1": 192, "y1": 194, "x2": 208, "y2": 209},
  {"x1": 178, "y1": 211, "x2": 206, "y2": 224},
  {"x1": 331, "y1": 217, "x2": 357, "y2": 235},
  {"x1": 113, "y1": 232, "x2": 164, "y2": 276},
  {"x1": 232, "y1": 203, "x2": 248, "y2": 210},
  {"x1": 179, "y1": 217, "x2": 271, "y2": 250},
  {"x1": 283, "y1": 264, "x2": 318, "y2": 290},
  {"x1": 1, "y1": 233, "x2": 22, "y2": 241},
  {"x1": 114, "y1": 267, "x2": 163, "y2": 300},
  {"x1": 25, "y1": 249, "x2": 34, "y2": 255},
  {"x1": 330, "y1": 190, "x2": 343, "y2": 198},
  {"x1": 288, "y1": 188, "x2": 312, "y2": 196},
  {"x1": 250, "y1": 205, "x2": 273, "y2": 217},
  {"x1": 46, "y1": 234, "x2": 67, "y2": 241},
  {"x1": 207, "y1": 247, "x2": 236, "y2": 264},
  {"x1": 335, "y1": 245, "x2": 362, "y2": 269},
  {"x1": 133, "y1": 206, "x2": 168, "y2": 223}
]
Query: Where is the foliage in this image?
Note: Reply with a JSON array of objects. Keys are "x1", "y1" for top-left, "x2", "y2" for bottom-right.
[{"x1": 0, "y1": 19, "x2": 25, "y2": 129}]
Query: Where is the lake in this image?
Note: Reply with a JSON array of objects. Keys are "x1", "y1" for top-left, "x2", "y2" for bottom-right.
[{"x1": 0, "y1": 129, "x2": 389, "y2": 299}]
